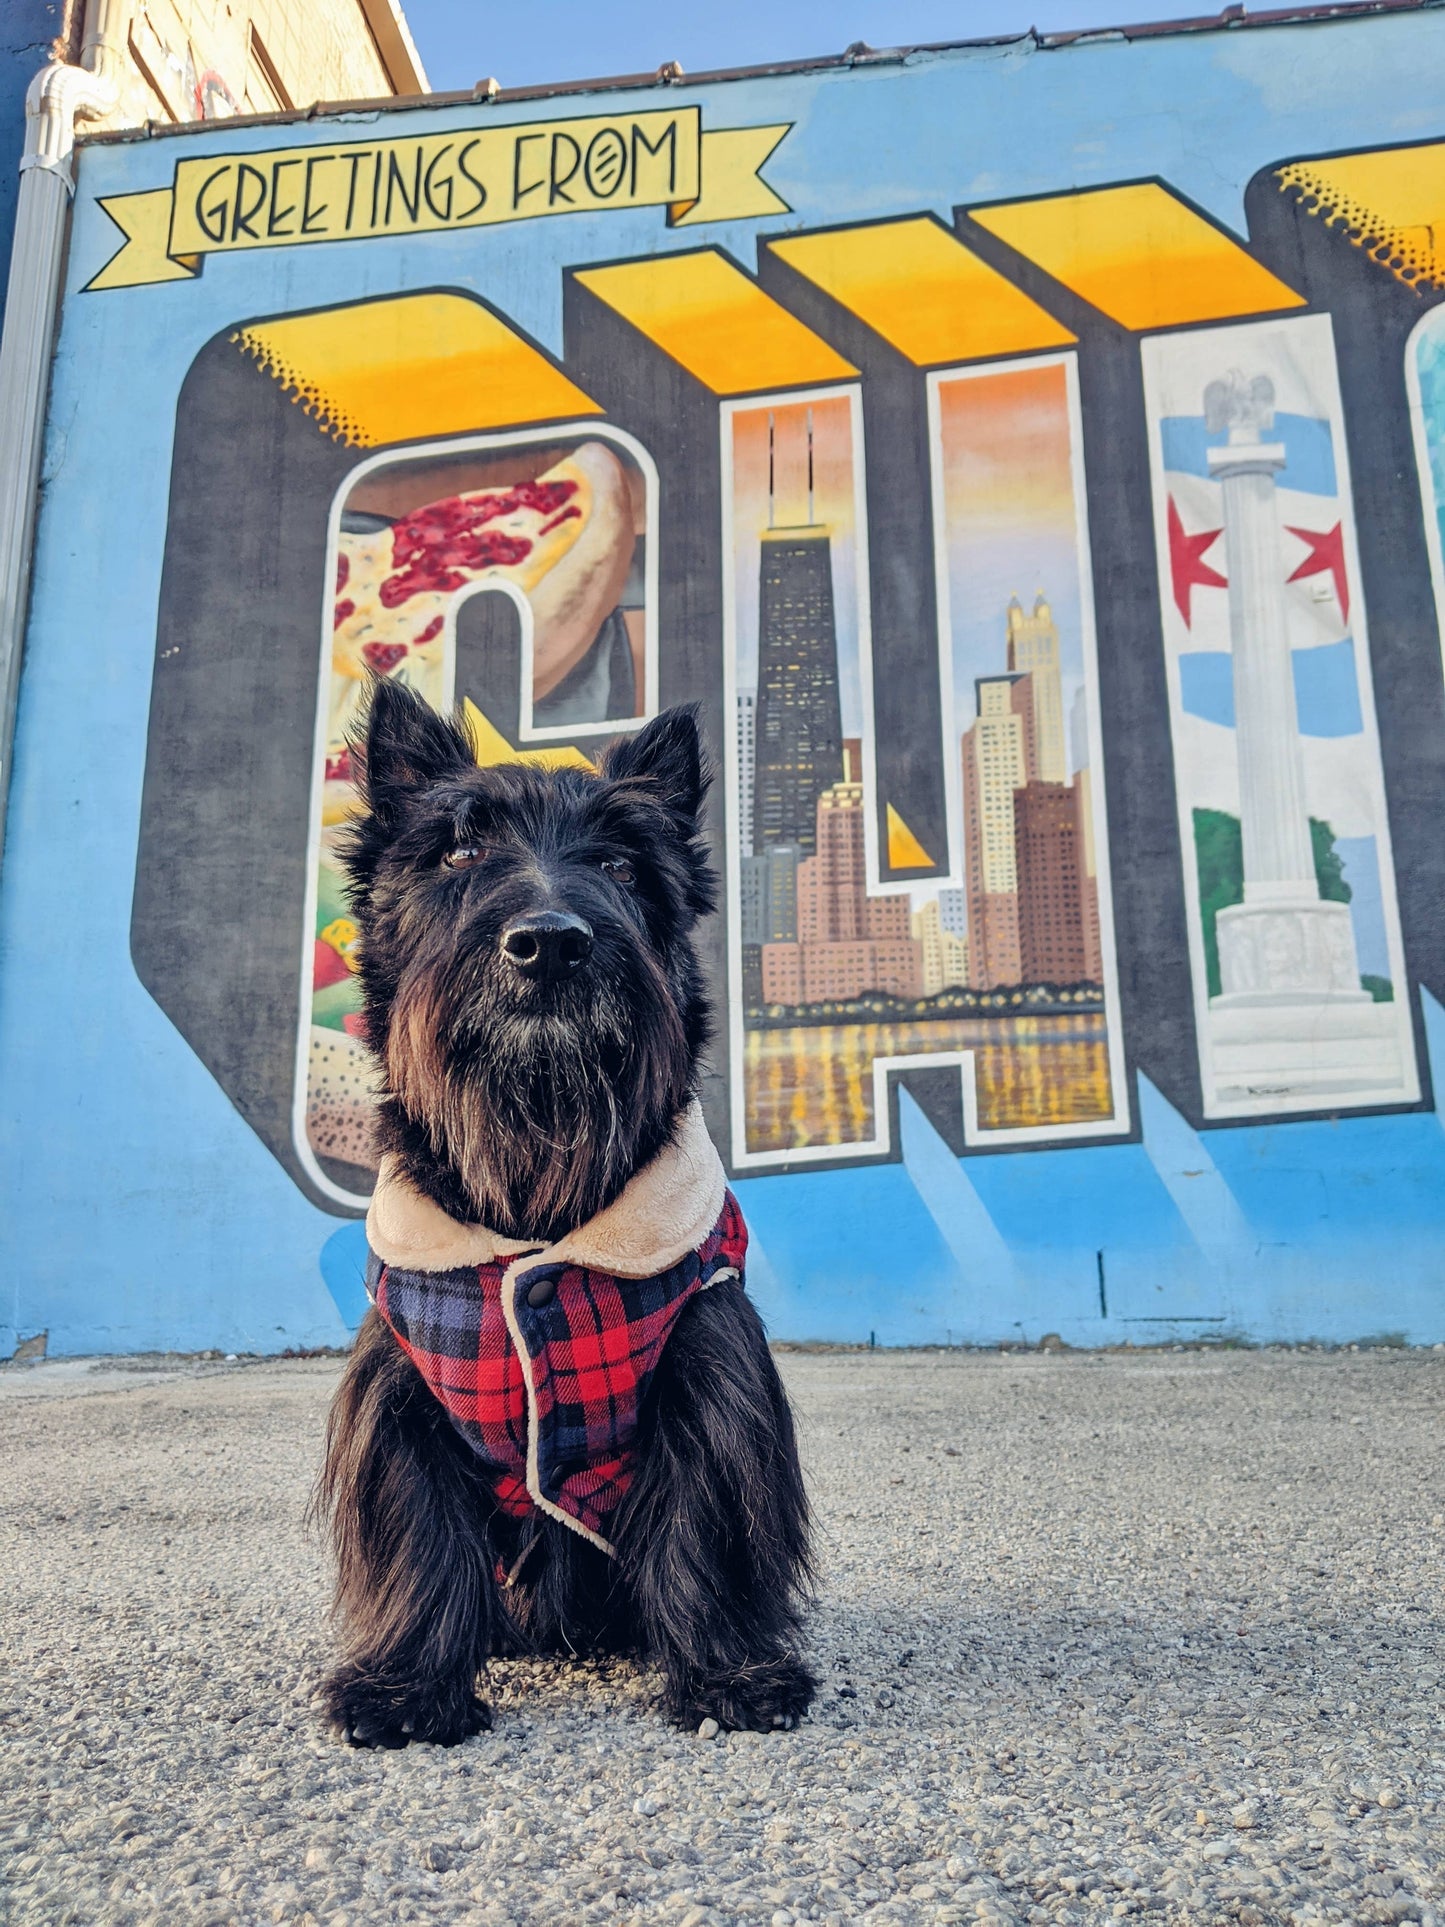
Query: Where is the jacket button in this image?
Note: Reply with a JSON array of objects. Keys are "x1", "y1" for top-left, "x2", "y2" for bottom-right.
[{"x1": 526, "y1": 1274, "x2": 557, "y2": 1308}]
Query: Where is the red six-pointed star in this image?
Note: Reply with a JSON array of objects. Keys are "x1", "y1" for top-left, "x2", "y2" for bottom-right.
[{"x1": 1167, "y1": 496, "x2": 1228, "y2": 627}]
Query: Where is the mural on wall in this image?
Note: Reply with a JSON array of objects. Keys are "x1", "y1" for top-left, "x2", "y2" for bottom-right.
[
  {"x1": 133, "y1": 133, "x2": 1445, "y2": 1214},
  {"x1": 21, "y1": 9, "x2": 1445, "y2": 1355},
  {"x1": 1141, "y1": 314, "x2": 1417, "y2": 1117}
]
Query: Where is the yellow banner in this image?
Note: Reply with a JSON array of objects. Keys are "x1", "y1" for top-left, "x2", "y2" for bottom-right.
[{"x1": 86, "y1": 112, "x2": 791, "y2": 291}]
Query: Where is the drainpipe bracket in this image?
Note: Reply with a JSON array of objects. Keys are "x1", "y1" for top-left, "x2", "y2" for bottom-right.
[{"x1": 17, "y1": 154, "x2": 76, "y2": 192}]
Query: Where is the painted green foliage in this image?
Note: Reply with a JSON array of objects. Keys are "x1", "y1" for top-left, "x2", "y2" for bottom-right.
[
  {"x1": 312, "y1": 862, "x2": 363, "y2": 1032},
  {"x1": 1192, "y1": 808, "x2": 1391, "y2": 1001}
]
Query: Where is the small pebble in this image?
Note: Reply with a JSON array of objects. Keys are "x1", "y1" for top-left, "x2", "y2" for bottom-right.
[
  {"x1": 1378, "y1": 1786, "x2": 1401, "y2": 1809},
  {"x1": 697, "y1": 1716, "x2": 720, "y2": 1740}
]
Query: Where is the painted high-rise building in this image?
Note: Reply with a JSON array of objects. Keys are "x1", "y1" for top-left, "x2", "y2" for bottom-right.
[
  {"x1": 740, "y1": 852, "x2": 764, "y2": 948},
  {"x1": 799, "y1": 782, "x2": 865, "y2": 942},
  {"x1": 1007, "y1": 593, "x2": 1066, "y2": 784},
  {"x1": 936, "y1": 886, "x2": 968, "y2": 939},
  {"x1": 1068, "y1": 683, "x2": 1103, "y2": 983},
  {"x1": 961, "y1": 673, "x2": 1029, "y2": 988},
  {"x1": 912, "y1": 897, "x2": 970, "y2": 994},
  {"x1": 1069, "y1": 682, "x2": 1096, "y2": 871},
  {"x1": 752, "y1": 529, "x2": 845, "y2": 855},
  {"x1": 736, "y1": 691, "x2": 756, "y2": 858},
  {"x1": 740, "y1": 842, "x2": 800, "y2": 946},
  {"x1": 1014, "y1": 781, "x2": 1089, "y2": 984},
  {"x1": 761, "y1": 782, "x2": 922, "y2": 1003},
  {"x1": 1075, "y1": 785, "x2": 1104, "y2": 984}
]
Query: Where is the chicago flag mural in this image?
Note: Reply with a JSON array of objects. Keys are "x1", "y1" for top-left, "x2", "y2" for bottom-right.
[{"x1": 1142, "y1": 314, "x2": 1416, "y2": 1118}]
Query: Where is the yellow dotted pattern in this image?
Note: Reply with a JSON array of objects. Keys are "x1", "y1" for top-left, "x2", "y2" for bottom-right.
[
  {"x1": 231, "y1": 326, "x2": 368, "y2": 445},
  {"x1": 1277, "y1": 154, "x2": 1445, "y2": 292}
]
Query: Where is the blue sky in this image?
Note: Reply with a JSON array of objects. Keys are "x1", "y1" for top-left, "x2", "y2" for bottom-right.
[{"x1": 402, "y1": 1, "x2": 1180, "y2": 92}]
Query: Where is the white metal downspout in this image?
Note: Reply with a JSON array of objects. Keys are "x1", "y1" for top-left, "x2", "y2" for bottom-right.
[{"x1": 0, "y1": 0, "x2": 130, "y2": 868}]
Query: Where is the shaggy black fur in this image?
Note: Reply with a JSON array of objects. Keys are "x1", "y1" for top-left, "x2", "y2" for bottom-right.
[{"x1": 315, "y1": 678, "x2": 815, "y2": 1745}]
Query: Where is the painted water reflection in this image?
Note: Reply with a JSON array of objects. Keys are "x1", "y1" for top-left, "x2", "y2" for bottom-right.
[{"x1": 743, "y1": 1014, "x2": 1113, "y2": 1153}]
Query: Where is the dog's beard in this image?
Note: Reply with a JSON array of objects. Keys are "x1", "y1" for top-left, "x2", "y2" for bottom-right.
[{"x1": 385, "y1": 946, "x2": 691, "y2": 1240}]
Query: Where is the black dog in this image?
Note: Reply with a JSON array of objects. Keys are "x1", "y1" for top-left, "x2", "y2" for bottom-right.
[{"x1": 315, "y1": 677, "x2": 814, "y2": 1747}]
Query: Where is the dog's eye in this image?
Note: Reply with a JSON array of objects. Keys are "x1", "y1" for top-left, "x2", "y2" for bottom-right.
[
  {"x1": 443, "y1": 845, "x2": 490, "y2": 870},
  {"x1": 600, "y1": 858, "x2": 635, "y2": 887}
]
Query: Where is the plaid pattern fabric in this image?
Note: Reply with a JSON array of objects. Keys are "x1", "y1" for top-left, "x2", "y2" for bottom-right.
[{"x1": 367, "y1": 1190, "x2": 747, "y2": 1548}]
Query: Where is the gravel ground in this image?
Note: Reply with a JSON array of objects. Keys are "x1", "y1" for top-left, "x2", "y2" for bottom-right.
[{"x1": 1, "y1": 1344, "x2": 1442, "y2": 1927}]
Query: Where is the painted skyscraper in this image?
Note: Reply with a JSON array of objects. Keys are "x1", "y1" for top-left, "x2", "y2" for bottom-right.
[
  {"x1": 937, "y1": 886, "x2": 968, "y2": 938},
  {"x1": 751, "y1": 411, "x2": 845, "y2": 857},
  {"x1": 1006, "y1": 593, "x2": 1066, "y2": 783},
  {"x1": 736, "y1": 691, "x2": 756, "y2": 859},
  {"x1": 912, "y1": 896, "x2": 970, "y2": 994},
  {"x1": 1069, "y1": 683, "x2": 1104, "y2": 983},
  {"x1": 760, "y1": 782, "x2": 922, "y2": 1003},
  {"x1": 1014, "y1": 781, "x2": 1088, "y2": 984},
  {"x1": 961, "y1": 672, "x2": 1028, "y2": 988}
]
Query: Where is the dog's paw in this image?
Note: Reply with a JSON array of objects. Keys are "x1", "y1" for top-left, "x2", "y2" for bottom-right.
[
  {"x1": 320, "y1": 1667, "x2": 492, "y2": 1749},
  {"x1": 667, "y1": 1656, "x2": 816, "y2": 1733}
]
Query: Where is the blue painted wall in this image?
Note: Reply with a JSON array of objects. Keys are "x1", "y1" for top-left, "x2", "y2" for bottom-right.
[{"x1": 3, "y1": 9, "x2": 1445, "y2": 1355}]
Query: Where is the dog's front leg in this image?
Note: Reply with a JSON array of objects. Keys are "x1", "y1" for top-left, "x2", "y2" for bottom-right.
[
  {"x1": 314, "y1": 1310, "x2": 501, "y2": 1748},
  {"x1": 614, "y1": 1285, "x2": 817, "y2": 1732}
]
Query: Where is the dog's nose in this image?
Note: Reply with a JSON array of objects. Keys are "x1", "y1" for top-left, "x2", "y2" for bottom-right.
[{"x1": 499, "y1": 911, "x2": 593, "y2": 983}]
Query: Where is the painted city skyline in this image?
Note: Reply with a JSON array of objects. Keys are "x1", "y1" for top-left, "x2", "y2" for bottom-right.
[{"x1": 727, "y1": 351, "x2": 1124, "y2": 1157}]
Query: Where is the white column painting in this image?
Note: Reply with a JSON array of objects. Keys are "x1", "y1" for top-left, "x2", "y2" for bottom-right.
[{"x1": 1142, "y1": 314, "x2": 1417, "y2": 1118}]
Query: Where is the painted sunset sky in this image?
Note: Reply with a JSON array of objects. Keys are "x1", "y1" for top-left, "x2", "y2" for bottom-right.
[
  {"x1": 936, "y1": 358, "x2": 1088, "y2": 771},
  {"x1": 730, "y1": 393, "x2": 862, "y2": 737}
]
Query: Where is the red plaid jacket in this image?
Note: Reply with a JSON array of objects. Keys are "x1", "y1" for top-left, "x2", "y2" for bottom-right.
[{"x1": 363, "y1": 1105, "x2": 746, "y2": 1555}]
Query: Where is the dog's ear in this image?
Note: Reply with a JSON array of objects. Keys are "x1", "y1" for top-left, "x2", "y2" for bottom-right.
[
  {"x1": 352, "y1": 675, "x2": 473, "y2": 819},
  {"x1": 602, "y1": 705, "x2": 711, "y2": 827}
]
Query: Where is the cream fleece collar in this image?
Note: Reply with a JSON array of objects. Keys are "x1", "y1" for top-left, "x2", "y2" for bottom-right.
[{"x1": 365, "y1": 1100, "x2": 727, "y2": 1279}]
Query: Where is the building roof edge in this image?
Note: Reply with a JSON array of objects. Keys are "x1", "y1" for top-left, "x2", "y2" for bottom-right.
[{"x1": 76, "y1": 0, "x2": 1444, "y2": 149}]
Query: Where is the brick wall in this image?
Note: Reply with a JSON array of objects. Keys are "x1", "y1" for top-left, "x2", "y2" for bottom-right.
[{"x1": 93, "y1": 0, "x2": 416, "y2": 132}]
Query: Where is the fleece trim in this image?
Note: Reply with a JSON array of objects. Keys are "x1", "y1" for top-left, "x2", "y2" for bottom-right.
[{"x1": 365, "y1": 1099, "x2": 726, "y2": 1278}]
